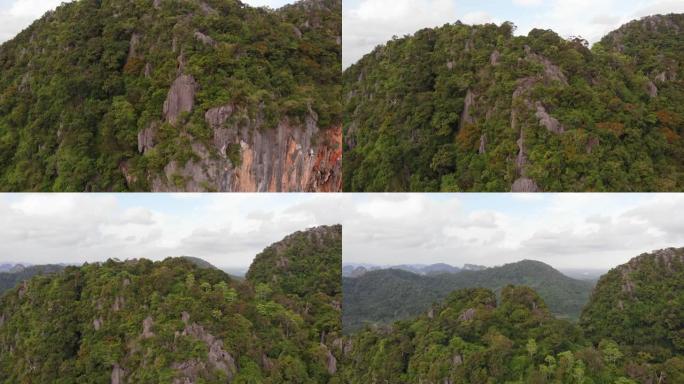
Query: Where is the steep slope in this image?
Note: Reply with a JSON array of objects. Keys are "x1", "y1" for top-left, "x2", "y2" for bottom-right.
[
  {"x1": 343, "y1": 260, "x2": 593, "y2": 332},
  {"x1": 0, "y1": 0, "x2": 341, "y2": 192},
  {"x1": 344, "y1": 14, "x2": 684, "y2": 192},
  {"x1": 0, "y1": 264, "x2": 66, "y2": 295},
  {"x1": 0, "y1": 226, "x2": 342, "y2": 383},
  {"x1": 580, "y1": 247, "x2": 684, "y2": 360}
]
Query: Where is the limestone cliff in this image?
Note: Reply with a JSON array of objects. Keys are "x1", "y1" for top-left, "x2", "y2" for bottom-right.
[{"x1": 139, "y1": 84, "x2": 342, "y2": 192}]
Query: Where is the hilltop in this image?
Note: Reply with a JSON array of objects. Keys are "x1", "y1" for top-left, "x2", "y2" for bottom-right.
[
  {"x1": 343, "y1": 14, "x2": 684, "y2": 192},
  {"x1": 343, "y1": 259, "x2": 594, "y2": 332},
  {"x1": 0, "y1": 225, "x2": 342, "y2": 382},
  {"x1": 0, "y1": 0, "x2": 342, "y2": 192}
]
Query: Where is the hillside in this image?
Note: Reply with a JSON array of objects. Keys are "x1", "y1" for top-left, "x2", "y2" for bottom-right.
[
  {"x1": 341, "y1": 248, "x2": 684, "y2": 384},
  {"x1": 343, "y1": 14, "x2": 684, "y2": 192},
  {"x1": 580, "y1": 247, "x2": 684, "y2": 359},
  {"x1": 0, "y1": 0, "x2": 341, "y2": 192},
  {"x1": 0, "y1": 264, "x2": 66, "y2": 295},
  {"x1": 343, "y1": 259, "x2": 594, "y2": 332},
  {"x1": 0, "y1": 225, "x2": 342, "y2": 383}
]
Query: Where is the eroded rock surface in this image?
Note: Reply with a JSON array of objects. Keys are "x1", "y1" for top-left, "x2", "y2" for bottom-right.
[
  {"x1": 163, "y1": 75, "x2": 198, "y2": 125},
  {"x1": 151, "y1": 109, "x2": 342, "y2": 192}
]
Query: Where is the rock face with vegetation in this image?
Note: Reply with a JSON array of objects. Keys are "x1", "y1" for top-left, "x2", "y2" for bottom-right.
[
  {"x1": 342, "y1": 260, "x2": 594, "y2": 333},
  {"x1": 341, "y1": 248, "x2": 684, "y2": 384},
  {"x1": 0, "y1": 0, "x2": 342, "y2": 192},
  {"x1": 580, "y1": 247, "x2": 684, "y2": 360},
  {"x1": 0, "y1": 225, "x2": 342, "y2": 383},
  {"x1": 343, "y1": 14, "x2": 684, "y2": 192}
]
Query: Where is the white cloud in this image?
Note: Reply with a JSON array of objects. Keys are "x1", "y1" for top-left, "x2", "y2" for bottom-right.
[
  {"x1": 343, "y1": 0, "x2": 457, "y2": 68},
  {"x1": 0, "y1": 194, "x2": 342, "y2": 269},
  {"x1": 513, "y1": 0, "x2": 544, "y2": 6},
  {"x1": 343, "y1": 194, "x2": 684, "y2": 270},
  {"x1": 462, "y1": 11, "x2": 495, "y2": 25}
]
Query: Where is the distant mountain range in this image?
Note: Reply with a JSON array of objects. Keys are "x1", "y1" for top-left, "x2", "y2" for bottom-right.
[
  {"x1": 343, "y1": 259, "x2": 594, "y2": 332},
  {"x1": 342, "y1": 262, "x2": 486, "y2": 277},
  {"x1": 340, "y1": 247, "x2": 684, "y2": 383}
]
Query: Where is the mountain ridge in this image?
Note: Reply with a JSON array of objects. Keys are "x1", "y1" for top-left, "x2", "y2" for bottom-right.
[
  {"x1": 343, "y1": 13, "x2": 684, "y2": 192},
  {"x1": 343, "y1": 259, "x2": 594, "y2": 333},
  {"x1": 0, "y1": 225, "x2": 343, "y2": 382}
]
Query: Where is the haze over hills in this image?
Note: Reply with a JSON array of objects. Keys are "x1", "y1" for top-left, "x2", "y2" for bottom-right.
[
  {"x1": 342, "y1": 259, "x2": 594, "y2": 333},
  {"x1": 343, "y1": 14, "x2": 684, "y2": 192},
  {"x1": 342, "y1": 262, "x2": 486, "y2": 277},
  {"x1": 0, "y1": 0, "x2": 341, "y2": 192},
  {"x1": 340, "y1": 247, "x2": 684, "y2": 383},
  {"x1": 0, "y1": 225, "x2": 342, "y2": 383}
]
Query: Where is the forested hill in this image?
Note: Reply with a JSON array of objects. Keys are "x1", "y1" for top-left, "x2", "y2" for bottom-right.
[
  {"x1": 340, "y1": 247, "x2": 684, "y2": 383},
  {"x1": 343, "y1": 14, "x2": 684, "y2": 192},
  {"x1": 0, "y1": 225, "x2": 343, "y2": 383},
  {"x1": 580, "y1": 247, "x2": 684, "y2": 358},
  {"x1": 343, "y1": 259, "x2": 593, "y2": 332},
  {"x1": 0, "y1": 264, "x2": 66, "y2": 294},
  {"x1": 0, "y1": 0, "x2": 342, "y2": 192}
]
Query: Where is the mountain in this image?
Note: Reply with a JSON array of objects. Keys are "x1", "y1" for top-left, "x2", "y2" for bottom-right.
[
  {"x1": 340, "y1": 286, "x2": 594, "y2": 383},
  {"x1": 342, "y1": 262, "x2": 478, "y2": 277},
  {"x1": 580, "y1": 247, "x2": 684, "y2": 359},
  {"x1": 0, "y1": 225, "x2": 342, "y2": 383},
  {"x1": 343, "y1": 260, "x2": 594, "y2": 332},
  {"x1": 340, "y1": 248, "x2": 684, "y2": 384},
  {"x1": 0, "y1": 264, "x2": 66, "y2": 295},
  {"x1": 0, "y1": 0, "x2": 341, "y2": 192},
  {"x1": 343, "y1": 14, "x2": 684, "y2": 192},
  {"x1": 180, "y1": 256, "x2": 217, "y2": 270}
]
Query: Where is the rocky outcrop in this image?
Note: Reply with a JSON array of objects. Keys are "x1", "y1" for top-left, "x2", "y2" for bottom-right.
[
  {"x1": 151, "y1": 107, "x2": 342, "y2": 192},
  {"x1": 512, "y1": 177, "x2": 540, "y2": 192},
  {"x1": 458, "y1": 308, "x2": 476, "y2": 322},
  {"x1": 142, "y1": 316, "x2": 154, "y2": 338},
  {"x1": 194, "y1": 31, "x2": 216, "y2": 47},
  {"x1": 171, "y1": 360, "x2": 206, "y2": 384},
  {"x1": 176, "y1": 312, "x2": 236, "y2": 380},
  {"x1": 325, "y1": 346, "x2": 337, "y2": 374},
  {"x1": 459, "y1": 89, "x2": 476, "y2": 131},
  {"x1": 535, "y1": 102, "x2": 565, "y2": 134},
  {"x1": 138, "y1": 123, "x2": 158, "y2": 153},
  {"x1": 508, "y1": 47, "x2": 568, "y2": 191},
  {"x1": 490, "y1": 49, "x2": 500, "y2": 66},
  {"x1": 645, "y1": 79, "x2": 658, "y2": 97},
  {"x1": 112, "y1": 296, "x2": 125, "y2": 312},
  {"x1": 163, "y1": 75, "x2": 198, "y2": 125},
  {"x1": 478, "y1": 134, "x2": 486, "y2": 154},
  {"x1": 111, "y1": 363, "x2": 125, "y2": 384}
]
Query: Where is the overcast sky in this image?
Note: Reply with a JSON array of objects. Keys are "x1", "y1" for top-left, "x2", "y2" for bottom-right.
[
  {"x1": 0, "y1": 194, "x2": 341, "y2": 268},
  {"x1": 0, "y1": 0, "x2": 296, "y2": 43},
  {"x1": 4, "y1": 193, "x2": 683, "y2": 271},
  {"x1": 343, "y1": 193, "x2": 684, "y2": 270},
  {"x1": 343, "y1": 0, "x2": 684, "y2": 68}
]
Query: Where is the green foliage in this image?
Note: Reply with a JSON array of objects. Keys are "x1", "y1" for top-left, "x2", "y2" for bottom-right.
[
  {"x1": 343, "y1": 260, "x2": 594, "y2": 332},
  {"x1": 0, "y1": 225, "x2": 342, "y2": 383},
  {"x1": 344, "y1": 14, "x2": 684, "y2": 192},
  {"x1": 343, "y1": 248, "x2": 684, "y2": 383},
  {"x1": 0, "y1": 0, "x2": 341, "y2": 191}
]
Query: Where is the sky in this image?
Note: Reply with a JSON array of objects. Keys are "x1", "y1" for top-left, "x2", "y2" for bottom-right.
[
  {"x1": 343, "y1": 193, "x2": 684, "y2": 270},
  {"x1": 3, "y1": 193, "x2": 684, "y2": 272},
  {"x1": 0, "y1": 193, "x2": 342, "y2": 268},
  {"x1": 343, "y1": 0, "x2": 684, "y2": 68},
  {"x1": 0, "y1": 0, "x2": 296, "y2": 43}
]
